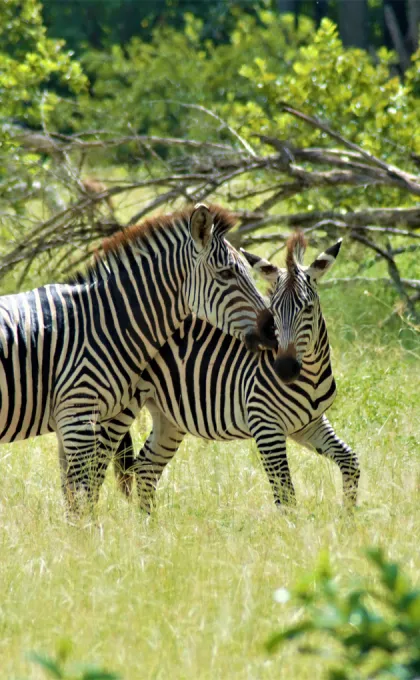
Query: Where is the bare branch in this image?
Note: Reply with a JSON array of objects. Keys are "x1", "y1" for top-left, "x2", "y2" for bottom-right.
[{"x1": 279, "y1": 103, "x2": 420, "y2": 194}]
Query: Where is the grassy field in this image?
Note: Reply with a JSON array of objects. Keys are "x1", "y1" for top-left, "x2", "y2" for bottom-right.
[{"x1": 0, "y1": 255, "x2": 419, "y2": 679}]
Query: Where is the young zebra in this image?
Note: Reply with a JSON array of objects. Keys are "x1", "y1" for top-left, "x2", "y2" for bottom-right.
[
  {"x1": 0, "y1": 204, "x2": 274, "y2": 512},
  {"x1": 115, "y1": 233, "x2": 360, "y2": 510}
]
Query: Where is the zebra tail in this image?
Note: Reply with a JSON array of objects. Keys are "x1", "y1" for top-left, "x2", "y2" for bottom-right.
[{"x1": 113, "y1": 431, "x2": 136, "y2": 498}]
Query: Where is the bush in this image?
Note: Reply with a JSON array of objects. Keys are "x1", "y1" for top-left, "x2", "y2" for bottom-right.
[{"x1": 267, "y1": 548, "x2": 420, "y2": 679}]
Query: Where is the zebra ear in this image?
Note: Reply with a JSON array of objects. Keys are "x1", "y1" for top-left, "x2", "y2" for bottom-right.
[
  {"x1": 307, "y1": 239, "x2": 342, "y2": 281},
  {"x1": 240, "y1": 249, "x2": 279, "y2": 282},
  {"x1": 190, "y1": 204, "x2": 213, "y2": 251}
]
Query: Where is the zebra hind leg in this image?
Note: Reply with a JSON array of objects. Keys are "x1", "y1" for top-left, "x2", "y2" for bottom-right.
[
  {"x1": 292, "y1": 415, "x2": 360, "y2": 508},
  {"x1": 135, "y1": 406, "x2": 185, "y2": 514},
  {"x1": 113, "y1": 430, "x2": 136, "y2": 498},
  {"x1": 105, "y1": 392, "x2": 148, "y2": 498}
]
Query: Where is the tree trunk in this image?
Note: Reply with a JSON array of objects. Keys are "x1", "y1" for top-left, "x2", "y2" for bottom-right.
[
  {"x1": 337, "y1": 0, "x2": 369, "y2": 49},
  {"x1": 315, "y1": 0, "x2": 330, "y2": 27},
  {"x1": 277, "y1": 0, "x2": 297, "y2": 13},
  {"x1": 407, "y1": 0, "x2": 420, "y2": 51},
  {"x1": 384, "y1": 0, "x2": 411, "y2": 71}
]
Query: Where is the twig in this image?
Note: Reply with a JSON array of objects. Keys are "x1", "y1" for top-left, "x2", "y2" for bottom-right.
[
  {"x1": 385, "y1": 241, "x2": 419, "y2": 321},
  {"x1": 148, "y1": 99, "x2": 257, "y2": 157},
  {"x1": 279, "y1": 103, "x2": 420, "y2": 194},
  {"x1": 322, "y1": 277, "x2": 420, "y2": 291},
  {"x1": 237, "y1": 207, "x2": 420, "y2": 235}
]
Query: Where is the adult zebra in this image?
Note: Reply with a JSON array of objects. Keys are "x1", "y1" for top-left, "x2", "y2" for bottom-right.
[
  {"x1": 115, "y1": 233, "x2": 360, "y2": 510},
  {"x1": 0, "y1": 204, "x2": 274, "y2": 512}
]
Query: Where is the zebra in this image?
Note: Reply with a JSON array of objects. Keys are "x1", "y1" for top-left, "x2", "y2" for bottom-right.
[
  {"x1": 114, "y1": 232, "x2": 360, "y2": 511},
  {"x1": 0, "y1": 204, "x2": 274, "y2": 512}
]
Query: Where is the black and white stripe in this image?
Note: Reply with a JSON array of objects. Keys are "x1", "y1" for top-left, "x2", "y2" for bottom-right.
[
  {"x1": 0, "y1": 204, "x2": 271, "y2": 512},
  {"x1": 115, "y1": 234, "x2": 360, "y2": 510}
]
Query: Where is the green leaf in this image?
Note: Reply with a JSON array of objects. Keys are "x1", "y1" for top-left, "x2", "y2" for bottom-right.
[
  {"x1": 266, "y1": 621, "x2": 314, "y2": 653},
  {"x1": 82, "y1": 671, "x2": 120, "y2": 680},
  {"x1": 27, "y1": 651, "x2": 64, "y2": 678}
]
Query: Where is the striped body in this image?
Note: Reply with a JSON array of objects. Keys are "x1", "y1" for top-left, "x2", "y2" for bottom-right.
[
  {"x1": 136, "y1": 313, "x2": 335, "y2": 441},
  {"x1": 0, "y1": 205, "x2": 271, "y2": 512},
  {"x1": 116, "y1": 234, "x2": 360, "y2": 510}
]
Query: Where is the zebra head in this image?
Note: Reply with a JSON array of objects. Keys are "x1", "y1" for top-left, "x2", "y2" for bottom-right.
[
  {"x1": 241, "y1": 233, "x2": 342, "y2": 383},
  {"x1": 188, "y1": 204, "x2": 276, "y2": 351}
]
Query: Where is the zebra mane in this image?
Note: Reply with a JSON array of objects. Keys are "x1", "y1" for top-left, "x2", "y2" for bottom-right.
[
  {"x1": 102, "y1": 204, "x2": 237, "y2": 255},
  {"x1": 285, "y1": 231, "x2": 307, "y2": 276},
  {"x1": 70, "y1": 205, "x2": 237, "y2": 286}
]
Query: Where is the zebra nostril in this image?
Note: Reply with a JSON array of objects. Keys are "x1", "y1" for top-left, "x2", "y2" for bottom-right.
[{"x1": 273, "y1": 356, "x2": 301, "y2": 383}]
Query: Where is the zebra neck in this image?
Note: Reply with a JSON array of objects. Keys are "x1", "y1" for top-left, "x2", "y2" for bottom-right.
[{"x1": 92, "y1": 235, "x2": 193, "y2": 376}]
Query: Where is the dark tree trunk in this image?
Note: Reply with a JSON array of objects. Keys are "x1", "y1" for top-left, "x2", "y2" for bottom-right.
[
  {"x1": 315, "y1": 0, "x2": 330, "y2": 27},
  {"x1": 277, "y1": 0, "x2": 297, "y2": 13},
  {"x1": 277, "y1": 0, "x2": 300, "y2": 29},
  {"x1": 384, "y1": 0, "x2": 411, "y2": 71},
  {"x1": 337, "y1": 0, "x2": 369, "y2": 49},
  {"x1": 407, "y1": 0, "x2": 420, "y2": 50},
  {"x1": 384, "y1": 0, "x2": 409, "y2": 48}
]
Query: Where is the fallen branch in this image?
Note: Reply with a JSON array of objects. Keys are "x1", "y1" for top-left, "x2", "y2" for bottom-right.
[{"x1": 1, "y1": 105, "x2": 420, "y2": 318}]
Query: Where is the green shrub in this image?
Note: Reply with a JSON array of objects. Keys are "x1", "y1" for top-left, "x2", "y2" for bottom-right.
[
  {"x1": 267, "y1": 548, "x2": 420, "y2": 679},
  {"x1": 0, "y1": 0, "x2": 86, "y2": 125}
]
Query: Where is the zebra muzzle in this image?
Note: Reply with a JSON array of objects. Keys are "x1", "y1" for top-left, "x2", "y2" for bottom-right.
[{"x1": 273, "y1": 353, "x2": 302, "y2": 383}]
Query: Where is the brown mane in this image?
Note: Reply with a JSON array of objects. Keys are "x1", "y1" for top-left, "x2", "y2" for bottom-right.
[
  {"x1": 285, "y1": 231, "x2": 307, "y2": 274},
  {"x1": 102, "y1": 204, "x2": 237, "y2": 255}
]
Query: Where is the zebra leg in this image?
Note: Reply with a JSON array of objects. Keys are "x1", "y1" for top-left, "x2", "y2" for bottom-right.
[
  {"x1": 249, "y1": 419, "x2": 296, "y2": 506},
  {"x1": 57, "y1": 418, "x2": 110, "y2": 514},
  {"x1": 107, "y1": 390, "x2": 148, "y2": 497},
  {"x1": 135, "y1": 404, "x2": 186, "y2": 513},
  {"x1": 292, "y1": 415, "x2": 360, "y2": 507},
  {"x1": 57, "y1": 436, "x2": 70, "y2": 504},
  {"x1": 88, "y1": 420, "x2": 129, "y2": 505},
  {"x1": 113, "y1": 430, "x2": 136, "y2": 498}
]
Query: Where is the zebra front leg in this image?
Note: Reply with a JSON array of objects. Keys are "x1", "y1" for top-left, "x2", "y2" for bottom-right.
[
  {"x1": 135, "y1": 404, "x2": 185, "y2": 513},
  {"x1": 57, "y1": 418, "x2": 109, "y2": 515},
  {"x1": 292, "y1": 415, "x2": 360, "y2": 507},
  {"x1": 249, "y1": 418, "x2": 296, "y2": 506}
]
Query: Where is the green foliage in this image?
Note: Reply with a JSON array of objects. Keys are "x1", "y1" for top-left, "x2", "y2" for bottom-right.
[
  {"x1": 76, "y1": 11, "x2": 319, "y2": 140},
  {"x1": 27, "y1": 640, "x2": 119, "y2": 679},
  {"x1": 267, "y1": 549, "x2": 420, "y2": 679},
  {"x1": 237, "y1": 18, "x2": 420, "y2": 166},
  {"x1": 0, "y1": 0, "x2": 87, "y2": 125},
  {"x1": 76, "y1": 11, "x2": 419, "y2": 200}
]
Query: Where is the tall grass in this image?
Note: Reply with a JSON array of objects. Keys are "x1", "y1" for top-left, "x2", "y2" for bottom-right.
[{"x1": 0, "y1": 251, "x2": 419, "y2": 679}]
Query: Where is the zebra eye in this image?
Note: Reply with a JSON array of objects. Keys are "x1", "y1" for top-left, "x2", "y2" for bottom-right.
[{"x1": 218, "y1": 268, "x2": 236, "y2": 282}]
